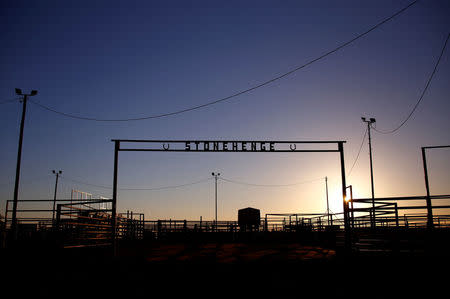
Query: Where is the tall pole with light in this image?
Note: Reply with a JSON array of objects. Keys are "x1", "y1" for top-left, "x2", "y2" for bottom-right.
[
  {"x1": 212, "y1": 172, "x2": 220, "y2": 230},
  {"x1": 325, "y1": 176, "x2": 330, "y2": 226},
  {"x1": 11, "y1": 88, "x2": 38, "y2": 240},
  {"x1": 361, "y1": 117, "x2": 376, "y2": 228},
  {"x1": 52, "y1": 170, "x2": 62, "y2": 224}
]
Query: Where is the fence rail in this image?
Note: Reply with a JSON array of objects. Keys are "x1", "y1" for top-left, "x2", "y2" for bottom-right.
[
  {"x1": 3, "y1": 194, "x2": 450, "y2": 250},
  {"x1": 3, "y1": 199, "x2": 144, "y2": 247},
  {"x1": 348, "y1": 194, "x2": 450, "y2": 229}
]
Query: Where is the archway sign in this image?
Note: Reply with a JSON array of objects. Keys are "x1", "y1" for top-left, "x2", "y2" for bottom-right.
[{"x1": 110, "y1": 139, "x2": 349, "y2": 245}]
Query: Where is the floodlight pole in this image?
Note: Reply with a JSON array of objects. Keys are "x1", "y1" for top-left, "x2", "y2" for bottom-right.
[
  {"x1": 52, "y1": 170, "x2": 62, "y2": 224},
  {"x1": 11, "y1": 89, "x2": 37, "y2": 241},
  {"x1": 325, "y1": 176, "x2": 330, "y2": 226},
  {"x1": 362, "y1": 117, "x2": 376, "y2": 229},
  {"x1": 212, "y1": 172, "x2": 220, "y2": 231}
]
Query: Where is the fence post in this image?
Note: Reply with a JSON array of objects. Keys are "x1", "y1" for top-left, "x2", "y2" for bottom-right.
[
  {"x1": 265, "y1": 215, "x2": 268, "y2": 232},
  {"x1": 157, "y1": 220, "x2": 161, "y2": 236},
  {"x1": 394, "y1": 203, "x2": 399, "y2": 228},
  {"x1": 56, "y1": 204, "x2": 62, "y2": 228}
]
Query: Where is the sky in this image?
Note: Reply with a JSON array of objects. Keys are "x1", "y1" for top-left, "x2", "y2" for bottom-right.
[{"x1": 0, "y1": 0, "x2": 449, "y2": 221}]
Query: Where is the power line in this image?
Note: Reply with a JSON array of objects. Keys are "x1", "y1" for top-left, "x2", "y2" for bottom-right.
[
  {"x1": 60, "y1": 176, "x2": 213, "y2": 191},
  {"x1": 372, "y1": 33, "x2": 450, "y2": 134},
  {"x1": 219, "y1": 176, "x2": 323, "y2": 187},
  {"x1": 60, "y1": 177, "x2": 111, "y2": 190},
  {"x1": 28, "y1": 1, "x2": 418, "y2": 122},
  {"x1": 61, "y1": 173, "x2": 324, "y2": 190},
  {"x1": 347, "y1": 127, "x2": 368, "y2": 178},
  {"x1": 120, "y1": 178, "x2": 213, "y2": 190}
]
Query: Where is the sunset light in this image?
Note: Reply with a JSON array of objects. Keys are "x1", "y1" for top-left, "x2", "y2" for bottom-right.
[{"x1": 1, "y1": 0, "x2": 449, "y2": 293}]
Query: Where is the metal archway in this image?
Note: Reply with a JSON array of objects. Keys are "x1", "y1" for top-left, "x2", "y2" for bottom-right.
[{"x1": 110, "y1": 139, "x2": 349, "y2": 250}]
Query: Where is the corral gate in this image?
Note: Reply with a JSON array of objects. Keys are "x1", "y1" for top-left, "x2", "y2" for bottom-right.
[{"x1": 110, "y1": 139, "x2": 350, "y2": 251}]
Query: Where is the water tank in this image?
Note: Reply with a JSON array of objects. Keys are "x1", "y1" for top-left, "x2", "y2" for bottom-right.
[{"x1": 238, "y1": 207, "x2": 260, "y2": 231}]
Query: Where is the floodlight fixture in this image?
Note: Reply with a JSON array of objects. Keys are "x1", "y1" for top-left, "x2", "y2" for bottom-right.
[
  {"x1": 15, "y1": 88, "x2": 37, "y2": 97},
  {"x1": 370, "y1": 118, "x2": 376, "y2": 123}
]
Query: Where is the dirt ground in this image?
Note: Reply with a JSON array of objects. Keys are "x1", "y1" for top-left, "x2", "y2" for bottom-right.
[
  {"x1": 2, "y1": 240, "x2": 449, "y2": 296},
  {"x1": 119, "y1": 242, "x2": 336, "y2": 264}
]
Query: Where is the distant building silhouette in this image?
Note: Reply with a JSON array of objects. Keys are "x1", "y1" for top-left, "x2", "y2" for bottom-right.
[{"x1": 238, "y1": 207, "x2": 260, "y2": 232}]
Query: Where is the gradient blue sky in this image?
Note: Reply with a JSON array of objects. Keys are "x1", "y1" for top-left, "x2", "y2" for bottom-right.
[{"x1": 1, "y1": 0, "x2": 449, "y2": 220}]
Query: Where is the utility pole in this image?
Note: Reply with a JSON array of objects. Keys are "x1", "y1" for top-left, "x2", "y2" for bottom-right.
[
  {"x1": 325, "y1": 176, "x2": 330, "y2": 226},
  {"x1": 11, "y1": 88, "x2": 37, "y2": 241},
  {"x1": 52, "y1": 170, "x2": 62, "y2": 225},
  {"x1": 212, "y1": 172, "x2": 220, "y2": 231},
  {"x1": 362, "y1": 117, "x2": 376, "y2": 229}
]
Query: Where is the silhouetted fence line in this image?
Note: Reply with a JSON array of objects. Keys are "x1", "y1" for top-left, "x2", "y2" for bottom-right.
[
  {"x1": 142, "y1": 213, "x2": 347, "y2": 238},
  {"x1": 264, "y1": 213, "x2": 344, "y2": 232},
  {"x1": 3, "y1": 194, "x2": 450, "y2": 253},
  {"x1": 348, "y1": 194, "x2": 450, "y2": 229},
  {"x1": 3, "y1": 199, "x2": 145, "y2": 248},
  {"x1": 144, "y1": 220, "x2": 239, "y2": 236}
]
